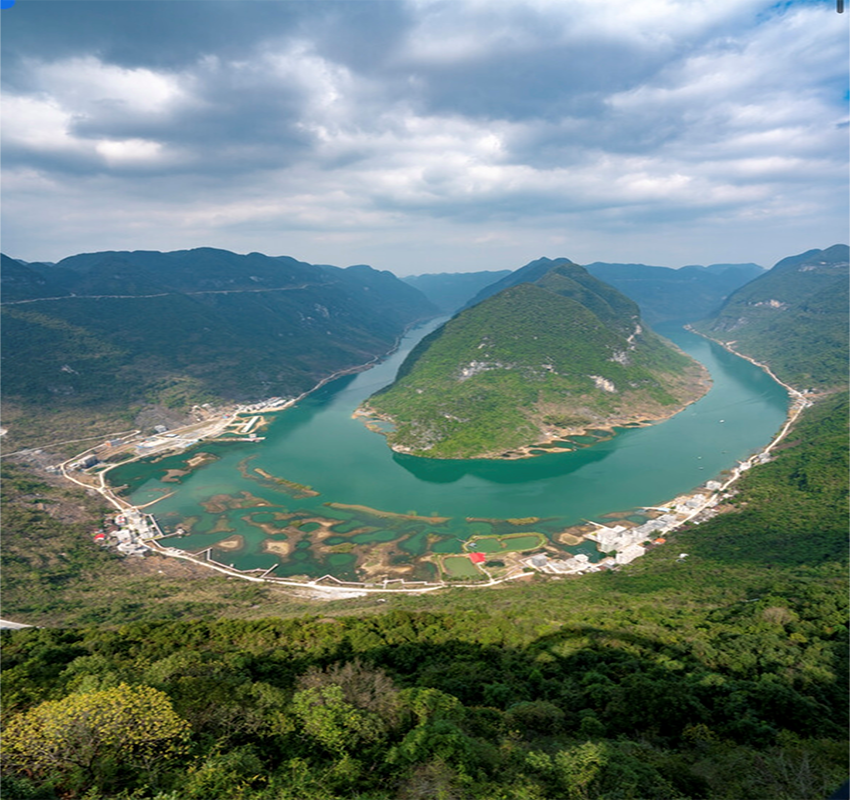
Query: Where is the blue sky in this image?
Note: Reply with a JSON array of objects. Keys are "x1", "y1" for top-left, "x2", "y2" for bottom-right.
[{"x1": 1, "y1": 0, "x2": 847, "y2": 273}]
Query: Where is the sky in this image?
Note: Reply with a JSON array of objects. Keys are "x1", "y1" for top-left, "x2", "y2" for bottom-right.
[{"x1": 1, "y1": 0, "x2": 847, "y2": 275}]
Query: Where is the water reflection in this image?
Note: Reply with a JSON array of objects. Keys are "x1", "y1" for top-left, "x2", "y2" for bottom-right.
[{"x1": 392, "y1": 439, "x2": 615, "y2": 484}]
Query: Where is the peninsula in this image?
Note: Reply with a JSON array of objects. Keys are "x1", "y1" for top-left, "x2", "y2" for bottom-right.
[{"x1": 359, "y1": 261, "x2": 711, "y2": 459}]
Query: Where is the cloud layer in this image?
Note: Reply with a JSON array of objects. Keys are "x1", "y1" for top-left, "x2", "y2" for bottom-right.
[{"x1": 2, "y1": 0, "x2": 847, "y2": 272}]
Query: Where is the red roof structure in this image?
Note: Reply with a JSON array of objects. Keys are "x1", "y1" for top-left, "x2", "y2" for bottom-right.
[{"x1": 469, "y1": 552, "x2": 486, "y2": 564}]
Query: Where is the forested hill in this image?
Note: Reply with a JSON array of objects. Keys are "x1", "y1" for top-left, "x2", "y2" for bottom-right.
[
  {"x1": 0, "y1": 249, "x2": 437, "y2": 448},
  {"x1": 461, "y1": 256, "x2": 576, "y2": 310},
  {"x1": 363, "y1": 263, "x2": 708, "y2": 458},
  {"x1": 691, "y1": 244, "x2": 849, "y2": 389},
  {"x1": 457, "y1": 256, "x2": 764, "y2": 324}
]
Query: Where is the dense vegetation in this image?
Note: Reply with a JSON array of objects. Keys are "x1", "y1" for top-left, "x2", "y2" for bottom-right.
[
  {"x1": 1, "y1": 248, "x2": 847, "y2": 799},
  {"x1": 692, "y1": 245, "x2": 849, "y2": 389},
  {"x1": 364, "y1": 265, "x2": 705, "y2": 457},
  {"x1": 0, "y1": 250, "x2": 437, "y2": 450}
]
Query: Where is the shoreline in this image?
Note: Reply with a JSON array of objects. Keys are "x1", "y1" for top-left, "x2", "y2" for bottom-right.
[
  {"x1": 51, "y1": 322, "x2": 807, "y2": 597},
  {"x1": 359, "y1": 357, "x2": 712, "y2": 461}
]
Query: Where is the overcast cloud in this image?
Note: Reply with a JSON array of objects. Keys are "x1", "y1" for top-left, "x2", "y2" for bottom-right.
[{"x1": 1, "y1": 0, "x2": 847, "y2": 273}]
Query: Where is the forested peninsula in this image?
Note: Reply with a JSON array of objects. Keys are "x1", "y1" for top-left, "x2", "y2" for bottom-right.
[{"x1": 362, "y1": 262, "x2": 709, "y2": 458}]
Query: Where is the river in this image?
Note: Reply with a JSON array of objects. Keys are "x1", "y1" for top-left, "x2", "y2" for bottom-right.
[{"x1": 108, "y1": 321, "x2": 789, "y2": 580}]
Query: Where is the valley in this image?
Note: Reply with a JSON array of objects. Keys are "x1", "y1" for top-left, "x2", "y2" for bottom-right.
[
  {"x1": 51, "y1": 320, "x2": 789, "y2": 590},
  {"x1": 2, "y1": 246, "x2": 846, "y2": 800}
]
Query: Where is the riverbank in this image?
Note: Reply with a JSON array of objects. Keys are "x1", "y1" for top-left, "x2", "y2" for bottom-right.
[
  {"x1": 352, "y1": 354, "x2": 712, "y2": 461},
  {"x1": 530, "y1": 372, "x2": 807, "y2": 576},
  {"x1": 52, "y1": 323, "x2": 802, "y2": 596},
  {"x1": 351, "y1": 364, "x2": 712, "y2": 462}
]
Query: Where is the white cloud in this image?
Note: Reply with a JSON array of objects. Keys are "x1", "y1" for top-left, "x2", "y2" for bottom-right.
[
  {"x1": 2, "y1": 95, "x2": 82, "y2": 152},
  {"x1": 94, "y1": 138, "x2": 165, "y2": 165},
  {"x1": 32, "y1": 56, "x2": 187, "y2": 118},
  {"x1": 1, "y1": 0, "x2": 845, "y2": 271}
]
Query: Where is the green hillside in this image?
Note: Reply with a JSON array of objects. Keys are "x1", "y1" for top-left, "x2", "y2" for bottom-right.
[
  {"x1": 0, "y1": 250, "x2": 437, "y2": 448},
  {"x1": 691, "y1": 245, "x2": 849, "y2": 389},
  {"x1": 461, "y1": 255, "x2": 577, "y2": 309},
  {"x1": 363, "y1": 265, "x2": 707, "y2": 458}
]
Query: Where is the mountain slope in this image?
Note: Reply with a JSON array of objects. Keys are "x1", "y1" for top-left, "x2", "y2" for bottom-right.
[
  {"x1": 0, "y1": 249, "x2": 438, "y2": 446},
  {"x1": 461, "y1": 256, "x2": 576, "y2": 310},
  {"x1": 691, "y1": 245, "x2": 849, "y2": 389},
  {"x1": 362, "y1": 264, "x2": 709, "y2": 458}
]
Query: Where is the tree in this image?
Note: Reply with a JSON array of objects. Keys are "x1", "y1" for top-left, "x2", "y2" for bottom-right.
[{"x1": 1, "y1": 683, "x2": 190, "y2": 786}]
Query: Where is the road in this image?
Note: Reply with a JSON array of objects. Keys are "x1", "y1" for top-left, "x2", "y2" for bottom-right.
[{"x1": 0, "y1": 282, "x2": 333, "y2": 306}]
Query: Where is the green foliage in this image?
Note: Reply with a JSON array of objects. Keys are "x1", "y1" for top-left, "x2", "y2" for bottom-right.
[
  {"x1": 292, "y1": 685, "x2": 388, "y2": 755},
  {"x1": 1, "y1": 683, "x2": 190, "y2": 790},
  {"x1": 693, "y1": 244, "x2": 849, "y2": 388},
  {"x1": 366, "y1": 269, "x2": 701, "y2": 458}
]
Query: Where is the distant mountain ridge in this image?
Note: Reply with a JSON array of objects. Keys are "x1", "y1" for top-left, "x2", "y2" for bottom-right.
[
  {"x1": 402, "y1": 270, "x2": 511, "y2": 314},
  {"x1": 691, "y1": 244, "x2": 849, "y2": 389},
  {"x1": 458, "y1": 256, "x2": 764, "y2": 324},
  {"x1": 1, "y1": 248, "x2": 438, "y2": 445},
  {"x1": 583, "y1": 261, "x2": 765, "y2": 324},
  {"x1": 363, "y1": 261, "x2": 709, "y2": 459}
]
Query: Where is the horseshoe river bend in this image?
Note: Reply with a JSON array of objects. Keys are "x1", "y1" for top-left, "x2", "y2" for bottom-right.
[{"x1": 106, "y1": 320, "x2": 789, "y2": 584}]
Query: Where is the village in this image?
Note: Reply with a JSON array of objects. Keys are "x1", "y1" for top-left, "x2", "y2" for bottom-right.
[{"x1": 520, "y1": 380, "x2": 814, "y2": 578}]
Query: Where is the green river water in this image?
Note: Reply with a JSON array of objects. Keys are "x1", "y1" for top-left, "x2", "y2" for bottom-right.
[{"x1": 108, "y1": 321, "x2": 789, "y2": 581}]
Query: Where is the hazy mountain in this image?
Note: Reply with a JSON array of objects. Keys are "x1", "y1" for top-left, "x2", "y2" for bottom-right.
[
  {"x1": 460, "y1": 257, "x2": 763, "y2": 325},
  {"x1": 362, "y1": 262, "x2": 708, "y2": 459},
  {"x1": 583, "y1": 262, "x2": 765, "y2": 324},
  {"x1": 402, "y1": 270, "x2": 512, "y2": 314}
]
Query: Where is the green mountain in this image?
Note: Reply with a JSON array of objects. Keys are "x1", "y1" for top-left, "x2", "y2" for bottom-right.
[
  {"x1": 461, "y1": 257, "x2": 764, "y2": 325},
  {"x1": 402, "y1": 270, "x2": 512, "y2": 313},
  {"x1": 461, "y1": 256, "x2": 576, "y2": 309},
  {"x1": 0, "y1": 249, "x2": 437, "y2": 446},
  {"x1": 691, "y1": 245, "x2": 849, "y2": 389},
  {"x1": 583, "y1": 261, "x2": 765, "y2": 324},
  {"x1": 362, "y1": 262, "x2": 708, "y2": 458}
]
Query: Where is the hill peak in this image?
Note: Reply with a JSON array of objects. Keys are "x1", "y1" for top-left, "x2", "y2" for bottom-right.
[{"x1": 361, "y1": 263, "x2": 709, "y2": 459}]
